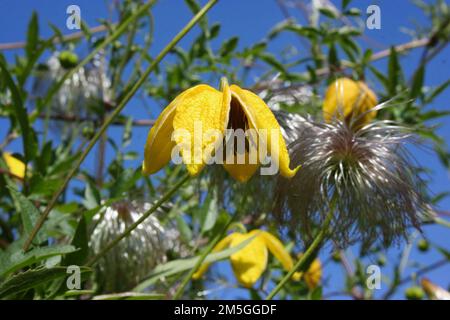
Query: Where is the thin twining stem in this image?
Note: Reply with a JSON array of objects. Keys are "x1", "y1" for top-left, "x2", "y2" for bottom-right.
[
  {"x1": 265, "y1": 208, "x2": 334, "y2": 300},
  {"x1": 22, "y1": 0, "x2": 219, "y2": 251}
]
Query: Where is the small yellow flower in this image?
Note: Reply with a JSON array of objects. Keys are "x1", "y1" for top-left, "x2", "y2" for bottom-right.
[
  {"x1": 293, "y1": 254, "x2": 322, "y2": 290},
  {"x1": 192, "y1": 229, "x2": 297, "y2": 288},
  {"x1": 3, "y1": 152, "x2": 25, "y2": 179},
  {"x1": 143, "y1": 80, "x2": 299, "y2": 182},
  {"x1": 323, "y1": 77, "x2": 377, "y2": 127}
]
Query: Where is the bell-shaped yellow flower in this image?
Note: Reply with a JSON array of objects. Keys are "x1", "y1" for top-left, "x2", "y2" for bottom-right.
[
  {"x1": 192, "y1": 229, "x2": 297, "y2": 288},
  {"x1": 143, "y1": 80, "x2": 299, "y2": 182},
  {"x1": 3, "y1": 152, "x2": 25, "y2": 179},
  {"x1": 323, "y1": 77, "x2": 377, "y2": 127}
]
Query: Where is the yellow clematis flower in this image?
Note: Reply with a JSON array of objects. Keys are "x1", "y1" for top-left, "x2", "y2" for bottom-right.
[
  {"x1": 2, "y1": 152, "x2": 25, "y2": 179},
  {"x1": 143, "y1": 79, "x2": 299, "y2": 182},
  {"x1": 323, "y1": 77, "x2": 377, "y2": 127},
  {"x1": 193, "y1": 229, "x2": 298, "y2": 288}
]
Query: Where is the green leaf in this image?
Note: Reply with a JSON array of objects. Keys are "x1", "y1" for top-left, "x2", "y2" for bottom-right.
[
  {"x1": 259, "y1": 52, "x2": 286, "y2": 74},
  {"x1": 388, "y1": 47, "x2": 400, "y2": 96},
  {"x1": 436, "y1": 246, "x2": 450, "y2": 261},
  {"x1": 342, "y1": 0, "x2": 352, "y2": 9},
  {"x1": 210, "y1": 23, "x2": 221, "y2": 39},
  {"x1": 175, "y1": 214, "x2": 193, "y2": 242},
  {"x1": 0, "y1": 267, "x2": 64, "y2": 298},
  {"x1": 83, "y1": 181, "x2": 100, "y2": 209},
  {"x1": 319, "y1": 7, "x2": 338, "y2": 19},
  {"x1": 0, "y1": 57, "x2": 37, "y2": 162},
  {"x1": 8, "y1": 187, "x2": 46, "y2": 244},
  {"x1": 219, "y1": 37, "x2": 239, "y2": 57},
  {"x1": 368, "y1": 64, "x2": 389, "y2": 91},
  {"x1": 425, "y1": 79, "x2": 450, "y2": 104},
  {"x1": 0, "y1": 245, "x2": 77, "y2": 277},
  {"x1": 63, "y1": 216, "x2": 88, "y2": 266},
  {"x1": 201, "y1": 194, "x2": 218, "y2": 233},
  {"x1": 0, "y1": 266, "x2": 91, "y2": 299},
  {"x1": 409, "y1": 65, "x2": 425, "y2": 100},
  {"x1": 25, "y1": 11, "x2": 39, "y2": 58},
  {"x1": 328, "y1": 44, "x2": 339, "y2": 68}
]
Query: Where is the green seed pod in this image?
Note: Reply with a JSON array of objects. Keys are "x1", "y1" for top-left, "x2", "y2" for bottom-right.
[
  {"x1": 331, "y1": 251, "x2": 341, "y2": 262},
  {"x1": 58, "y1": 51, "x2": 79, "y2": 69},
  {"x1": 405, "y1": 286, "x2": 425, "y2": 300},
  {"x1": 82, "y1": 125, "x2": 95, "y2": 139},
  {"x1": 417, "y1": 239, "x2": 429, "y2": 252},
  {"x1": 377, "y1": 254, "x2": 386, "y2": 266}
]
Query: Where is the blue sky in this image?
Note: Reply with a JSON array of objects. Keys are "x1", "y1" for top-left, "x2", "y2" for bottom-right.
[{"x1": 0, "y1": 0, "x2": 449, "y2": 299}]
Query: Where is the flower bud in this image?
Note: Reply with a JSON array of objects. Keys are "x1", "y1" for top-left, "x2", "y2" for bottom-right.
[{"x1": 323, "y1": 78, "x2": 377, "y2": 128}]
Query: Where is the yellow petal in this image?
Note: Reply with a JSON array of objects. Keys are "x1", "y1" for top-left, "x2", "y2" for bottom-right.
[
  {"x1": 229, "y1": 85, "x2": 299, "y2": 179},
  {"x1": 3, "y1": 153, "x2": 25, "y2": 179},
  {"x1": 173, "y1": 84, "x2": 230, "y2": 176},
  {"x1": 229, "y1": 230, "x2": 268, "y2": 288},
  {"x1": 192, "y1": 232, "x2": 235, "y2": 280},
  {"x1": 259, "y1": 230, "x2": 294, "y2": 272},
  {"x1": 222, "y1": 153, "x2": 260, "y2": 183},
  {"x1": 323, "y1": 78, "x2": 377, "y2": 126},
  {"x1": 304, "y1": 258, "x2": 322, "y2": 289},
  {"x1": 143, "y1": 87, "x2": 196, "y2": 175},
  {"x1": 358, "y1": 81, "x2": 378, "y2": 124}
]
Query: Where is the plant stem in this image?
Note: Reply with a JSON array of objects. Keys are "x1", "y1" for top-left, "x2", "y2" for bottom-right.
[
  {"x1": 86, "y1": 173, "x2": 191, "y2": 266},
  {"x1": 22, "y1": 0, "x2": 219, "y2": 251},
  {"x1": 265, "y1": 209, "x2": 334, "y2": 300}
]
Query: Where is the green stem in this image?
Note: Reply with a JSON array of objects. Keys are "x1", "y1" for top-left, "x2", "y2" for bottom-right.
[
  {"x1": 265, "y1": 209, "x2": 334, "y2": 300},
  {"x1": 86, "y1": 173, "x2": 191, "y2": 267},
  {"x1": 22, "y1": 0, "x2": 219, "y2": 251},
  {"x1": 172, "y1": 210, "x2": 239, "y2": 299}
]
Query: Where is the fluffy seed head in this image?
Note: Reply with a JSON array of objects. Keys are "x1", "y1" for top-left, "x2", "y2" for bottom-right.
[{"x1": 275, "y1": 116, "x2": 431, "y2": 249}]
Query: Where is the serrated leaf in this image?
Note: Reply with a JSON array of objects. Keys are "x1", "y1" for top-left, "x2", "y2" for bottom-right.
[
  {"x1": 0, "y1": 266, "x2": 91, "y2": 299},
  {"x1": 0, "y1": 245, "x2": 77, "y2": 277},
  {"x1": 8, "y1": 186, "x2": 46, "y2": 244}
]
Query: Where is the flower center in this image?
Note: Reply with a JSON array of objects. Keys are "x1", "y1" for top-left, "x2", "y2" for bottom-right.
[
  {"x1": 228, "y1": 96, "x2": 249, "y2": 131},
  {"x1": 225, "y1": 97, "x2": 251, "y2": 155}
]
